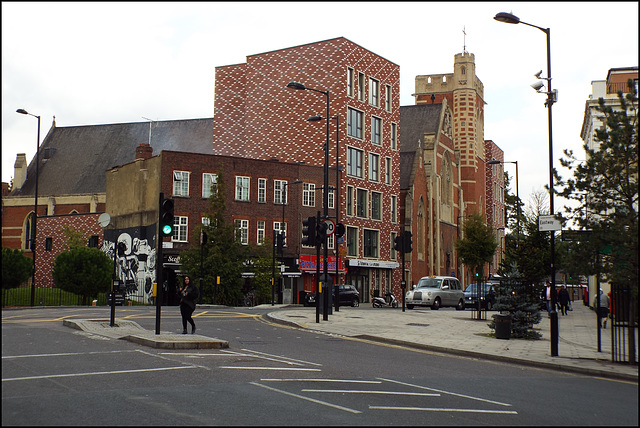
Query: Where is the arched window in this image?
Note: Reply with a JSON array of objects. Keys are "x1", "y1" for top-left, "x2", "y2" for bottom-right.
[
  {"x1": 23, "y1": 212, "x2": 35, "y2": 250},
  {"x1": 417, "y1": 197, "x2": 425, "y2": 260}
]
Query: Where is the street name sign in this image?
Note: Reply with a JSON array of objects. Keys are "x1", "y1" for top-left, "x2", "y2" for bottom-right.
[{"x1": 538, "y1": 215, "x2": 561, "y2": 231}]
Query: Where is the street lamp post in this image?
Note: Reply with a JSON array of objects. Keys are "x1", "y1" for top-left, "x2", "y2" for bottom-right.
[
  {"x1": 287, "y1": 81, "x2": 331, "y2": 321},
  {"x1": 279, "y1": 180, "x2": 303, "y2": 305},
  {"x1": 16, "y1": 108, "x2": 41, "y2": 307},
  {"x1": 308, "y1": 114, "x2": 340, "y2": 312},
  {"x1": 494, "y1": 11, "x2": 559, "y2": 356}
]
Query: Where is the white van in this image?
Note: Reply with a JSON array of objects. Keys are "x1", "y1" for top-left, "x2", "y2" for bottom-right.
[{"x1": 406, "y1": 276, "x2": 465, "y2": 310}]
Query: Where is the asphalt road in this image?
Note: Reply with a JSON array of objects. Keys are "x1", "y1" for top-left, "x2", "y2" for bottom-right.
[{"x1": 2, "y1": 306, "x2": 638, "y2": 426}]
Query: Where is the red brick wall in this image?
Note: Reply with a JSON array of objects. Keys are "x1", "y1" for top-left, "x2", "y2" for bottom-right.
[{"x1": 36, "y1": 213, "x2": 104, "y2": 288}]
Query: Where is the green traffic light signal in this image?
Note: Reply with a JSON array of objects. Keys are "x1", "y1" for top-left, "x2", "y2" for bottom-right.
[{"x1": 160, "y1": 198, "x2": 174, "y2": 236}]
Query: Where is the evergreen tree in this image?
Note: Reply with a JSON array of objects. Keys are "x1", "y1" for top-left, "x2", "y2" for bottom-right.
[
  {"x1": 455, "y1": 212, "x2": 498, "y2": 280},
  {"x1": 2, "y1": 247, "x2": 33, "y2": 290},
  {"x1": 179, "y1": 170, "x2": 277, "y2": 306},
  {"x1": 556, "y1": 79, "x2": 638, "y2": 299},
  {"x1": 52, "y1": 246, "x2": 112, "y2": 304}
]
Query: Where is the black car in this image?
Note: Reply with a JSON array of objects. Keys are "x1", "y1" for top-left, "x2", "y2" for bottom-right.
[
  {"x1": 303, "y1": 284, "x2": 360, "y2": 307},
  {"x1": 463, "y1": 283, "x2": 496, "y2": 310}
]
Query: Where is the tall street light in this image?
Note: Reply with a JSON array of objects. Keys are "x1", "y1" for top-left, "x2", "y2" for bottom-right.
[
  {"x1": 287, "y1": 81, "x2": 331, "y2": 320},
  {"x1": 17, "y1": 108, "x2": 41, "y2": 307},
  {"x1": 308, "y1": 114, "x2": 341, "y2": 311},
  {"x1": 494, "y1": 11, "x2": 559, "y2": 357},
  {"x1": 279, "y1": 180, "x2": 303, "y2": 305}
]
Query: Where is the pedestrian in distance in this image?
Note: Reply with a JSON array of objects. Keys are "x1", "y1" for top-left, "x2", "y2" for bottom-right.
[
  {"x1": 594, "y1": 289, "x2": 610, "y2": 329},
  {"x1": 558, "y1": 285, "x2": 570, "y2": 316},
  {"x1": 179, "y1": 276, "x2": 199, "y2": 334}
]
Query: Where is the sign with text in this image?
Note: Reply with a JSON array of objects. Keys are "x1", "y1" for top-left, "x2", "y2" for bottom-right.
[{"x1": 538, "y1": 215, "x2": 562, "y2": 231}]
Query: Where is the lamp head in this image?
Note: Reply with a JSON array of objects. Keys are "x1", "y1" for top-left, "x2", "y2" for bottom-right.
[
  {"x1": 16, "y1": 109, "x2": 29, "y2": 115},
  {"x1": 494, "y1": 12, "x2": 520, "y2": 24},
  {"x1": 286, "y1": 81, "x2": 306, "y2": 90},
  {"x1": 531, "y1": 81, "x2": 545, "y2": 92},
  {"x1": 487, "y1": 160, "x2": 502, "y2": 165},
  {"x1": 307, "y1": 116, "x2": 323, "y2": 122}
]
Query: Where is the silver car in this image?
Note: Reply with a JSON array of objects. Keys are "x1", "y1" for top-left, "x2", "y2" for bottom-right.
[{"x1": 406, "y1": 276, "x2": 465, "y2": 310}]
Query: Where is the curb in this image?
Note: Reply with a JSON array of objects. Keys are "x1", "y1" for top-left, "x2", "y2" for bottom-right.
[{"x1": 264, "y1": 313, "x2": 638, "y2": 382}]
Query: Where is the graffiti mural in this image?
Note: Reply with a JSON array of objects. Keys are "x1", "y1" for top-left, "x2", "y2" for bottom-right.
[{"x1": 102, "y1": 225, "x2": 157, "y2": 303}]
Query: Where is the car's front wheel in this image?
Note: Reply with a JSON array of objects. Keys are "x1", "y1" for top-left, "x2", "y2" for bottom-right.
[
  {"x1": 352, "y1": 298, "x2": 359, "y2": 307},
  {"x1": 486, "y1": 300, "x2": 493, "y2": 311},
  {"x1": 431, "y1": 298, "x2": 441, "y2": 310},
  {"x1": 456, "y1": 299, "x2": 464, "y2": 310}
]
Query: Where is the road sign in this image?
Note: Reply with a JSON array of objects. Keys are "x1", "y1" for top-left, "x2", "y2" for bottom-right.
[
  {"x1": 323, "y1": 219, "x2": 335, "y2": 236},
  {"x1": 538, "y1": 215, "x2": 561, "y2": 231}
]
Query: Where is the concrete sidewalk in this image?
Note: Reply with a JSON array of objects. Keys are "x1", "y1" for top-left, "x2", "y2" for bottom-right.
[{"x1": 265, "y1": 302, "x2": 638, "y2": 382}]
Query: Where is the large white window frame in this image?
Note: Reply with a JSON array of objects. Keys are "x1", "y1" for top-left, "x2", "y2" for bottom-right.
[
  {"x1": 274, "y1": 180, "x2": 287, "y2": 205},
  {"x1": 202, "y1": 173, "x2": 217, "y2": 198},
  {"x1": 172, "y1": 216, "x2": 188, "y2": 242},
  {"x1": 234, "y1": 219, "x2": 249, "y2": 245},
  {"x1": 257, "y1": 178, "x2": 267, "y2": 203},
  {"x1": 303, "y1": 182, "x2": 315, "y2": 207},
  {"x1": 235, "y1": 176, "x2": 250, "y2": 201},
  {"x1": 173, "y1": 171, "x2": 190, "y2": 197},
  {"x1": 257, "y1": 220, "x2": 266, "y2": 245}
]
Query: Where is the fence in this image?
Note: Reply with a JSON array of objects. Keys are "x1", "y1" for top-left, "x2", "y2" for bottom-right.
[
  {"x1": 1, "y1": 286, "x2": 147, "y2": 308},
  {"x1": 611, "y1": 283, "x2": 638, "y2": 364}
]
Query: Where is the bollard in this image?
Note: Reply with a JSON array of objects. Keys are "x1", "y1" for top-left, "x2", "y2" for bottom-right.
[{"x1": 92, "y1": 300, "x2": 98, "y2": 306}]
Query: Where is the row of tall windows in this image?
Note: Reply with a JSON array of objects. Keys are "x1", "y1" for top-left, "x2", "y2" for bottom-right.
[
  {"x1": 345, "y1": 186, "x2": 397, "y2": 223},
  {"x1": 346, "y1": 67, "x2": 392, "y2": 113},
  {"x1": 346, "y1": 107, "x2": 397, "y2": 149}
]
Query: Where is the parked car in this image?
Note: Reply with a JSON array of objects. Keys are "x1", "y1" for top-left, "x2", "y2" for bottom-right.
[
  {"x1": 303, "y1": 284, "x2": 360, "y2": 307},
  {"x1": 464, "y1": 283, "x2": 496, "y2": 310},
  {"x1": 406, "y1": 276, "x2": 464, "y2": 310}
]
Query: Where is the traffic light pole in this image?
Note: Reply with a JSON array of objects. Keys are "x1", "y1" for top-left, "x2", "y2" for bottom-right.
[{"x1": 155, "y1": 192, "x2": 164, "y2": 335}]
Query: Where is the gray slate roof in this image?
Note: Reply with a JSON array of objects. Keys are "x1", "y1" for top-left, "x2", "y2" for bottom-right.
[
  {"x1": 399, "y1": 104, "x2": 442, "y2": 189},
  {"x1": 12, "y1": 118, "x2": 213, "y2": 197}
]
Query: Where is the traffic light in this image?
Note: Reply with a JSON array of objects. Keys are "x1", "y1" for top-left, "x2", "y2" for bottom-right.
[
  {"x1": 160, "y1": 198, "x2": 175, "y2": 236},
  {"x1": 316, "y1": 221, "x2": 328, "y2": 243},
  {"x1": 394, "y1": 234, "x2": 404, "y2": 253},
  {"x1": 302, "y1": 216, "x2": 316, "y2": 247},
  {"x1": 335, "y1": 222, "x2": 345, "y2": 239},
  {"x1": 276, "y1": 231, "x2": 285, "y2": 252},
  {"x1": 403, "y1": 230, "x2": 413, "y2": 253}
]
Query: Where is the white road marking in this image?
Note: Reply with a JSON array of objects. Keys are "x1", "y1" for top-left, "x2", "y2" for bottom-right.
[
  {"x1": 378, "y1": 377, "x2": 513, "y2": 407},
  {"x1": 219, "y1": 366, "x2": 321, "y2": 371},
  {"x1": 250, "y1": 382, "x2": 361, "y2": 414},
  {"x1": 261, "y1": 378, "x2": 381, "y2": 383},
  {"x1": 3, "y1": 366, "x2": 198, "y2": 382},
  {"x1": 303, "y1": 389, "x2": 439, "y2": 396},
  {"x1": 370, "y1": 406, "x2": 518, "y2": 414}
]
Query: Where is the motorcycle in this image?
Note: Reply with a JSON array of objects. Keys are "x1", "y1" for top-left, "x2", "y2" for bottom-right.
[{"x1": 372, "y1": 292, "x2": 398, "y2": 308}]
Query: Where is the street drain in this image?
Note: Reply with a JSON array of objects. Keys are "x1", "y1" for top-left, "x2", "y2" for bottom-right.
[{"x1": 407, "y1": 323, "x2": 429, "y2": 327}]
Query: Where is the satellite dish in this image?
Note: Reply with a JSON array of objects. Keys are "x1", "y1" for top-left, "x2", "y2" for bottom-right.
[{"x1": 98, "y1": 213, "x2": 111, "y2": 228}]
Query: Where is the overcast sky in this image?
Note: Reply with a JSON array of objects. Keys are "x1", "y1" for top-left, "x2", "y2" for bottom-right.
[{"x1": 2, "y1": 1, "x2": 638, "y2": 214}]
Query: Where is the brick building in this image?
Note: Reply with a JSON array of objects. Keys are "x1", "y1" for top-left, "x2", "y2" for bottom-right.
[
  {"x1": 212, "y1": 37, "x2": 402, "y2": 301},
  {"x1": 107, "y1": 147, "x2": 338, "y2": 304},
  {"x1": 1, "y1": 118, "x2": 213, "y2": 298},
  {"x1": 399, "y1": 99, "x2": 462, "y2": 285}
]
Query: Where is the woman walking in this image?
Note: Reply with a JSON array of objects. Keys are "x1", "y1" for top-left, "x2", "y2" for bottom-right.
[{"x1": 179, "y1": 276, "x2": 199, "y2": 334}]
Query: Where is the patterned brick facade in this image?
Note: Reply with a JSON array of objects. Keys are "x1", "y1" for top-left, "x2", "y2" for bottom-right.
[
  {"x1": 35, "y1": 213, "x2": 104, "y2": 288},
  {"x1": 212, "y1": 37, "x2": 402, "y2": 300}
]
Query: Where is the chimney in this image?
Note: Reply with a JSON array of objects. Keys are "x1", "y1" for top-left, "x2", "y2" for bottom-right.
[
  {"x1": 136, "y1": 143, "x2": 153, "y2": 161},
  {"x1": 13, "y1": 153, "x2": 27, "y2": 190}
]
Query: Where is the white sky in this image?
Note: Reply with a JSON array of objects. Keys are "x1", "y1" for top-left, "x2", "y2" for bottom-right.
[{"x1": 2, "y1": 1, "x2": 638, "y2": 213}]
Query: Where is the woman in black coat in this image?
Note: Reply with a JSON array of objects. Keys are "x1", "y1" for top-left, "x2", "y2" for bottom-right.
[
  {"x1": 558, "y1": 285, "x2": 570, "y2": 316},
  {"x1": 179, "y1": 276, "x2": 199, "y2": 334}
]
